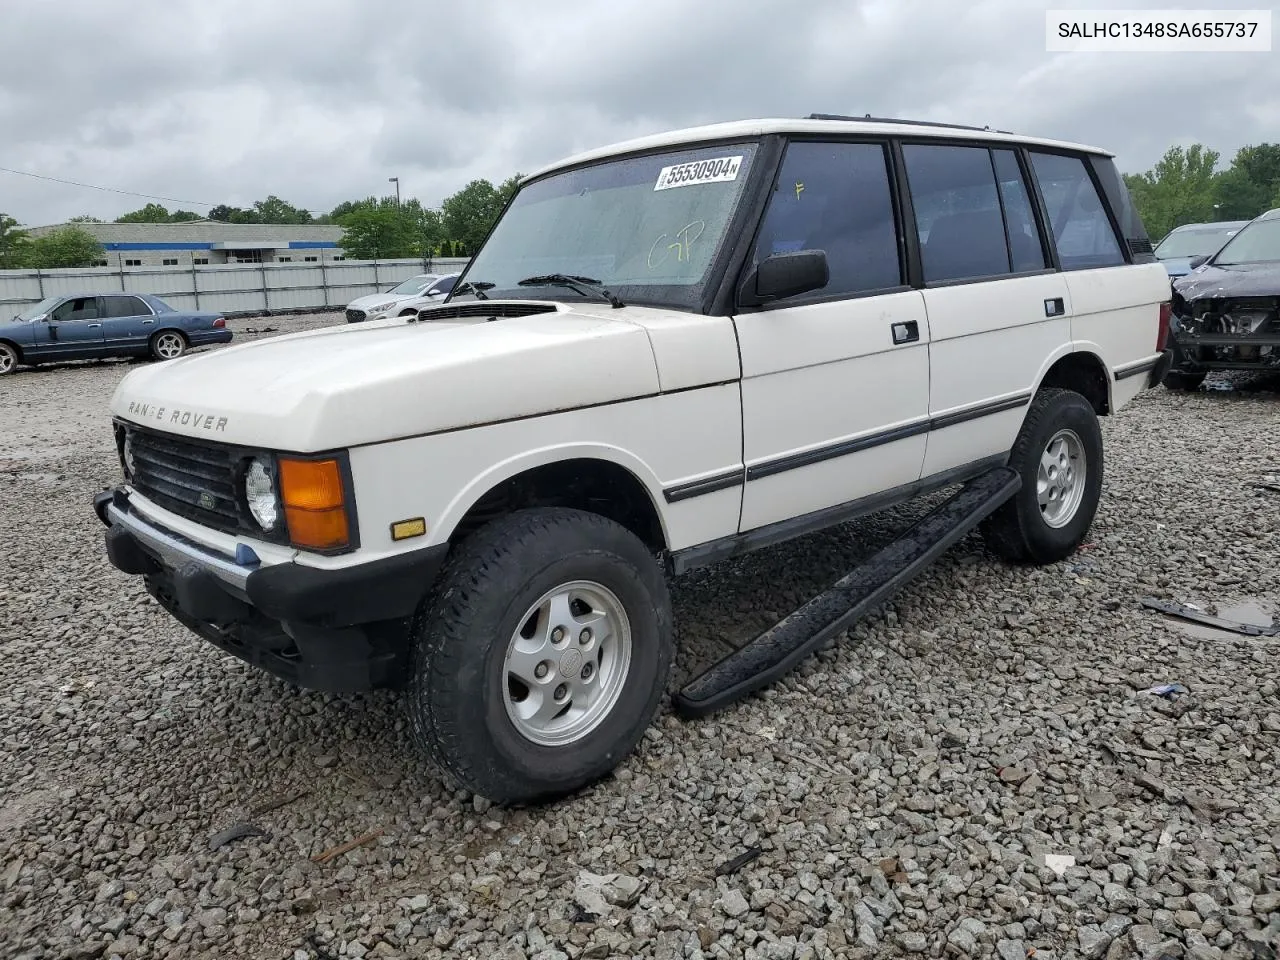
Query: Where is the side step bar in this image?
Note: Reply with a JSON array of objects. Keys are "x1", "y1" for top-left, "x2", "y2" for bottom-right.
[{"x1": 672, "y1": 466, "x2": 1021, "y2": 719}]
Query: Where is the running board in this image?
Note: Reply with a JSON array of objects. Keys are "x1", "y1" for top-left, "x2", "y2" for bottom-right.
[{"x1": 672, "y1": 466, "x2": 1021, "y2": 719}]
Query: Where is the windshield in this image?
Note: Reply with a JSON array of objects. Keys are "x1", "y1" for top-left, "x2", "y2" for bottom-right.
[
  {"x1": 16, "y1": 296, "x2": 61, "y2": 320},
  {"x1": 388, "y1": 275, "x2": 437, "y2": 295},
  {"x1": 1155, "y1": 227, "x2": 1240, "y2": 259},
  {"x1": 1212, "y1": 219, "x2": 1280, "y2": 265},
  {"x1": 453, "y1": 142, "x2": 760, "y2": 310}
]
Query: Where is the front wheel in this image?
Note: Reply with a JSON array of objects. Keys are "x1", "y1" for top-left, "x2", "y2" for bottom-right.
[
  {"x1": 407, "y1": 508, "x2": 673, "y2": 805},
  {"x1": 981, "y1": 388, "x2": 1103, "y2": 565},
  {"x1": 150, "y1": 330, "x2": 187, "y2": 361},
  {"x1": 0, "y1": 342, "x2": 17, "y2": 375}
]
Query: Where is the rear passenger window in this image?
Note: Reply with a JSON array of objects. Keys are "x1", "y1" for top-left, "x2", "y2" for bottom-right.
[
  {"x1": 1028, "y1": 152, "x2": 1125, "y2": 270},
  {"x1": 753, "y1": 141, "x2": 903, "y2": 297},
  {"x1": 903, "y1": 144, "x2": 1011, "y2": 283},
  {"x1": 103, "y1": 295, "x2": 151, "y2": 318},
  {"x1": 992, "y1": 150, "x2": 1046, "y2": 273}
]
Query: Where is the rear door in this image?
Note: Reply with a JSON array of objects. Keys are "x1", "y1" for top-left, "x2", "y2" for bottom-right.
[
  {"x1": 39, "y1": 296, "x2": 106, "y2": 358},
  {"x1": 900, "y1": 142, "x2": 1072, "y2": 478},
  {"x1": 733, "y1": 139, "x2": 930, "y2": 532},
  {"x1": 100, "y1": 294, "x2": 157, "y2": 353},
  {"x1": 1024, "y1": 150, "x2": 1162, "y2": 409}
]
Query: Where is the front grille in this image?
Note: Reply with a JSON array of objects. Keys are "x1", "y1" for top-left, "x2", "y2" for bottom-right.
[
  {"x1": 346, "y1": 308, "x2": 366, "y2": 323},
  {"x1": 415, "y1": 302, "x2": 559, "y2": 321},
  {"x1": 126, "y1": 428, "x2": 246, "y2": 535}
]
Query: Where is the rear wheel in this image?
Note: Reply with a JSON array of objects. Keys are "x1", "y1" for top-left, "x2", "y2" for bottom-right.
[
  {"x1": 150, "y1": 330, "x2": 187, "y2": 361},
  {"x1": 981, "y1": 388, "x2": 1103, "y2": 565},
  {"x1": 407, "y1": 508, "x2": 673, "y2": 805},
  {"x1": 1162, "y1": 369, "x2": 1206, "y2": 391},
  {"x1": 0, "y1": 342, "x2": 17, "y2": 375}
]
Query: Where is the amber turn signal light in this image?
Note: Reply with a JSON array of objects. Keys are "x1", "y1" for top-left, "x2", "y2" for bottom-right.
[{"x1": 278, "y1": 457, "x2": 350, "y2": 549}]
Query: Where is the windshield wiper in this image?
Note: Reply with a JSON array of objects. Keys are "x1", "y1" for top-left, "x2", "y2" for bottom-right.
[
  {"x1": 517, "y1": 274, "x2": 625, "y2": 309},
  {"x1": 453, "y1": 280, "x2": 494, "y2": 300}
]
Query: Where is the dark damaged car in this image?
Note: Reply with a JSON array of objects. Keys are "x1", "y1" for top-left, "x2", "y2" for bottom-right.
[{"x1": 1164, "y1": 207, "x2": 1280, "y2": 391}]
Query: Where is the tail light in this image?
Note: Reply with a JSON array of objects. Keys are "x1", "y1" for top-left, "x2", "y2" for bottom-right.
[
  {"x1": 1157, "y1": 301, "x2": 1171, "y2": 352},
  {"x1": 212, "y1": 317, "x2": 226, "y2": 328}
]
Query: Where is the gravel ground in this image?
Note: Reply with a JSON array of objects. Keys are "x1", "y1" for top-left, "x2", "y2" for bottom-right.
[{"x1": 2, "y1": 310, "x2": 1278, "y2": 960}]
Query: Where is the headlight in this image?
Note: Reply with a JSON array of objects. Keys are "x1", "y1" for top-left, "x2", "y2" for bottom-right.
[
  {"x1": 369, "y1": 301, "x2": 396, "y2": 314},
  {"x1": 244, "y1": 457, "x2": 281, "y2": 532},
  {"x1": 121, "y1": 432, "x2": 138, "y2": 478}
]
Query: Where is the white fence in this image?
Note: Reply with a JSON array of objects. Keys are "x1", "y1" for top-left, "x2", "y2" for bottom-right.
[{"x1": 0, "y1": 257, "x2": 471, "y2": 318}]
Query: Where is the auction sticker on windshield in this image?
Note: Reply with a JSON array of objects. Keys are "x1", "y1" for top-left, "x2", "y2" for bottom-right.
[{"x1": 654, "y1": 156, "x2": 743, "y2": 191}]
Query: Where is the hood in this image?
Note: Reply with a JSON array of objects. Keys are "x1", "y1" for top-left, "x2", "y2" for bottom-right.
[
  {"x1": 1173, "y1": 261, "x2": 1280, "y2": 302},
  {"x1": 110, "y1": 302, "x2": 662, "y2": 451},
  {"x1": 1159, "y1": 257, "x2": 1198, "y2": 278}
]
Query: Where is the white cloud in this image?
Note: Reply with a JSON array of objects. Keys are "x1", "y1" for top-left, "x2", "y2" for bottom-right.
[{"x1": 1, "y1": 0, "x2": 1276, "y2": 225}]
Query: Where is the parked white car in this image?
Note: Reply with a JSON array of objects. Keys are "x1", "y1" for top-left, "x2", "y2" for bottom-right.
[
  {"x1": 344, "y1": 273, "x2": 459, "y2": 323},
  {"x1": 94, "y1": 115, "x2": 1172, "y2": 805}
]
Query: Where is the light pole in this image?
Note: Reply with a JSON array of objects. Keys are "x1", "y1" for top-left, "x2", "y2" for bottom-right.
[{"x1": 388, "y1": 177, "x2": 400, "y2": 208}]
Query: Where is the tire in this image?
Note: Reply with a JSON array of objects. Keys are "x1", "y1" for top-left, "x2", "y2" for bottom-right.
[
  {"x1": 150, "y1": 330, "x2": 187, "y2": 361},
  {"x1": 407, "y1": 507, "x2": 673, "y2": 805},
  {"x1": 0, "y1": 342, "x2": 17, "y2": 375},
  {"x1": 398, "y1": 308, "x2": 417, "y2": 317},
  {"x1": 981, "y1": 388, "x2": 1103, "y2": 566},
  {"x1": 1162, "y1": 369, "x2": 1206, "y2": 392}
]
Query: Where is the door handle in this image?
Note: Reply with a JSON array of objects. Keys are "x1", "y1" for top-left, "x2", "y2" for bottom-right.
[
  {"x1": 87, "y1": 323, "x2": 102, "y2": 328},
  {"x1": 890, "y1": 320, "x2": 920, "y2": 345},
  {"x1": 142, "y1": 319, "x2": 155, "y2": 324},
  {"x1": 1044, "y1": 297, "x2": 1065, "y2": 318}
]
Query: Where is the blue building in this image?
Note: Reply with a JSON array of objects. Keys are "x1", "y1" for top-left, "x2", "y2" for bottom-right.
[{"x1": 27, "y1": 221, "x2": 348, "y2": 268}]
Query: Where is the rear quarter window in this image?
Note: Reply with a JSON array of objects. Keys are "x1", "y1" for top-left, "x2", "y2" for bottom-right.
[{"x1": 1028, "y1": 152, "x2": 1126, "y2": 271}]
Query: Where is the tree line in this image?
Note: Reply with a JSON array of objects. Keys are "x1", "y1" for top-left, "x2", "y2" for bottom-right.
[
  {"x1": 1123, "y1": 142, "x2": 1280, "y2": 243},
  {"x1": 0, "y1": 175, "x2": 522, "y2": 269}
]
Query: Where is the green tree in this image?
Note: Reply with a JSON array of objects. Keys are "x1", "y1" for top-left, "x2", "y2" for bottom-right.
[
  {"x1": 252, "y1": 195, "x2": 313, "y2": 224},
  {"x1": 115, "y1": 202, "x2": 173, "y2": 223},
  {"x1": 27, "y1": 227, "x2": 103, "y2": 268},
  {"x1": 208, "y1": 204, "x2": 260, "y2": 223},
  {"x1": 0, "y1": 213, "x2": 31, "y2": 268},
  {"x1": 1123, "y1": 144, "x2": 1220, "y2": 242},
  {"x1": 67, "y1": 214, "x2": 102, "y2": 223},
  {"x1": 337, "y1": 206, "x2": 418, "y2": 259},
  {"x1": 168, "y1": 209, "x2": 203, "y2": 222},
  {"x1": 441, "y1": 179, "x2": 508, "y2": 256},
  {"x1": 498, "y1": 173, "x2": 522, "y2": 206},
  {"x1": 1213, "y1": 144, "x2": 1280, "y2": 221}
]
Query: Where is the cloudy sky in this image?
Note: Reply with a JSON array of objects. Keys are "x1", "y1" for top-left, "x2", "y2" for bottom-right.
[{"x1": 1, "y1": 0, "x2": 1277, "y2": 226}]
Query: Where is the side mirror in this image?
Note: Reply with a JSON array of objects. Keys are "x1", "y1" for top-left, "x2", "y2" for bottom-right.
[
  {"x1": 745, "y1": 250, "x2": 830, "y2": 305},
  {"x1": 1188, "y1": 255, "x2": 1209, "y2": 270}
]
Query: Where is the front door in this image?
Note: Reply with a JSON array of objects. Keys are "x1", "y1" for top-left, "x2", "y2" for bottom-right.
[
  {"x1": 733, "y1": 139, "x2": 931, "y2": 532},
  {"x1": 38, "y1": 296, "x2": 106, "y2": 359}
]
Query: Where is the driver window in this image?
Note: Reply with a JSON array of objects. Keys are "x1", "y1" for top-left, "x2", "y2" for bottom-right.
[
  {"x1": 753, "y1": 141, "x2": 903, "y2": 297},
  {"x1": 51, "y1": 297, "x2": 101, "y2": 322}
]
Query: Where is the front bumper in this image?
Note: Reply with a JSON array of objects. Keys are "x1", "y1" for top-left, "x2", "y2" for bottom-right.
[
  {"x1": 93, "y1": 487, "x2": 449, "y2": 692},
  {"x1": 1167, "y1": 327, "x2": 1280, "y2": 372}
]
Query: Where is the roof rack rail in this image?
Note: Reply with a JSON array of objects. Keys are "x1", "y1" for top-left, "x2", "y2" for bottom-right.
[{"x1": 805, "y1": 113, "x2": 1014, "y2": 135}]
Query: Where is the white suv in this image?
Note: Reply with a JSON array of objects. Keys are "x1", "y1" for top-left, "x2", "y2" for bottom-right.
[{"x1": 94, "y1": 116, "x2": 1173, "y2": 804}]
